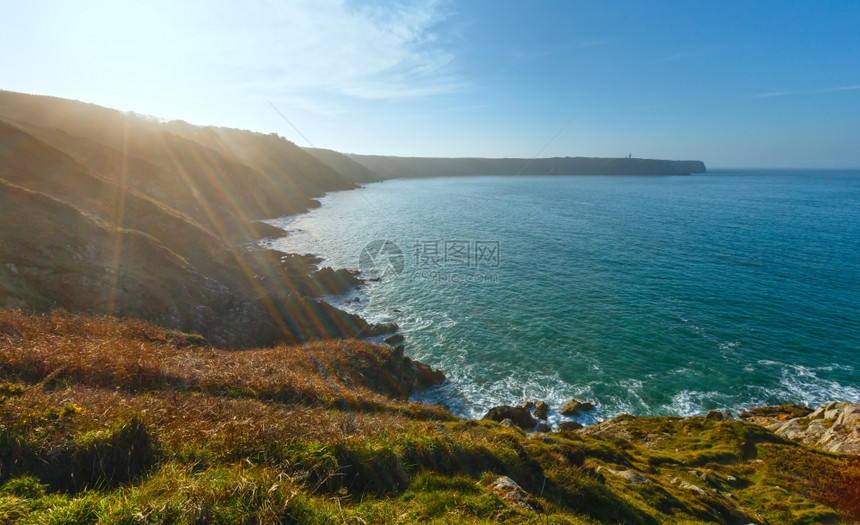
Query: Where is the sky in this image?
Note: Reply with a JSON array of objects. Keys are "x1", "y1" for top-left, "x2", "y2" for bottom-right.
[{"x1": 2, "y1": 1, "x2": 859, "y2": 168}]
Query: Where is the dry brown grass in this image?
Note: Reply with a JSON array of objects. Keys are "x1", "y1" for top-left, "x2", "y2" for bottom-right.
[
  {"x1": 0, "y1": 310, "x2": 453, "y2": 492},
  {"x1": 0, "y1": 310, "x2": 446, "y2": 412},
  {"x1": 0, "y1": 309, "x2": 451, "y2": 474}
]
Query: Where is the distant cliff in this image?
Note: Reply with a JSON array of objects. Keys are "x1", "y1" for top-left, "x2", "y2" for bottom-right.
[{"x1": 325, "y1": 153, "x2": 706, "y2": 181}]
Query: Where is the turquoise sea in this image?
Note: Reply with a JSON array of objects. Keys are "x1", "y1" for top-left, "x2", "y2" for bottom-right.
[{"x1": 266, "y1": 170, "x2": 860, "y2": 426}]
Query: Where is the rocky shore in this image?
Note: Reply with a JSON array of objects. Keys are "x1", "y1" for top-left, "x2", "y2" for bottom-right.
[
  {"x1": 739, "y1": 401, "x2": 860, "y2": 455},
  {"x1": 478, "y1": 398, "x2": 860, "y2": 457}
]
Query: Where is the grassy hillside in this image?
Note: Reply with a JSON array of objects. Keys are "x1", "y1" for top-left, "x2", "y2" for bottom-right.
[
  {"x1": 1, "y1": 311, "x2": 858, "y2": 524},
  {"x1": 0, "y1": 91, "x2": 379, "y2": 347}
]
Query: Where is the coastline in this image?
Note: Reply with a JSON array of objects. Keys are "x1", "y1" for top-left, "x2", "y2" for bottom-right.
[
  {"x1": 3, "y1": 91, "x2": 860, "y2": 522},
  {"x1": 261, "y1": 174, "x2": 859, "y2": 429}
]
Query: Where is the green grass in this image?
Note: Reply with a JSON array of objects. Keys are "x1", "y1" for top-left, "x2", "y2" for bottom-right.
[{"x1": 2, "y1": 312, "x2": 859, "y2": 523}]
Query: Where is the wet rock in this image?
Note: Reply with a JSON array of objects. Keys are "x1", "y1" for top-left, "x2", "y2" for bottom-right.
[
  {"x1": 384, "y1": 333, "x2": 405, "y2": 345},
  {"x1": 360, "y1": 322, "x2": 399, "y2": 337},
  {"x1": 560, "y1": 399, "x2": 595, "y2": 416},
  {"x1": 536, "y1": 422, "x2": 551, "y2": 433},
  {"x1": 482, "y1": 405, "x2": 537, "y2": 430},
  {"x1": 558, "y1": 421, "x2": 584, "y2": 431},
  {"x1": 706, "y1": 409, "x2": 733, "y2": 421},
  {"x1": 534, "y1": 400, "x2": 549, "y2": 420}
]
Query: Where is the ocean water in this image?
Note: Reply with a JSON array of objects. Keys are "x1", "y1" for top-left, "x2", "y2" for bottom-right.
[{"x1": 266, "y1": 170, "x2": 860, "y2": 425}]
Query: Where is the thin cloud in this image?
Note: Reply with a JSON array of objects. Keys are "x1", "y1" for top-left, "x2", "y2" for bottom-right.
[
  {"x1": 821, "y1": 84, "x2": 860, "y2": 93},
  {"x1": 206, "y1": 0, "x2": 461, "y2": 101},
  {"x1": 753, "y1": 90, "x2": 802, "y2": 98},
  {"x1": 753, "y1": 84, "x2": 860, "y2": 98}
]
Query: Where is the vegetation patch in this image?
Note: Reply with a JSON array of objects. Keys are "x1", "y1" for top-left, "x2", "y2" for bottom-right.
[{"x1": 0, "y1": 312, "x2": 857, "y2": 523}]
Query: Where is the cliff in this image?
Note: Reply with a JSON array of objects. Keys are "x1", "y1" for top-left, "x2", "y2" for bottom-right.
[
  {"x1": 340, "y1": 154, "x2": 706, "y2": 181},
  {"x1": 0, "y1": 91, "x2": 377, "y2": 347}
]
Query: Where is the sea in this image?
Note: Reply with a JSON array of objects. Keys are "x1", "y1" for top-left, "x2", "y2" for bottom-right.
[{"x1": 265, "y1": 170, "x2": 860, "y2": 427}]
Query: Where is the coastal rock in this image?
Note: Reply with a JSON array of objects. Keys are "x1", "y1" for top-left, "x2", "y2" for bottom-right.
[
  {"x1": 558, "y1": 421, "x2": 584, "y2": 432},
  {"x1": 560, "y1": 399, "x2": 595, "y2": 417},
  {"x1": 485, "y1": 476, "x2": 542, "y2": 512},
  {"x1": 409, "y1": 360, "x2": 446, "y2": 389},
  {"x1": 359, "y1": 322, "x2": 399, "y2": 337},
  {"x1": 706, "y1": 409, "x2": 733, "y2": 421},
  {"x1": 737, "y1": 404, "x2": 812, "y2": 426},
  {"x1": 534, "y1": 401, "x2": 549, "y2": 420},
  {"x1": 536, "y1": 422, "x2": 551, "y2": 433},
  {"x1": 383, "y1": 333, "x2": 405, "y2": 345},
  {"x1": 482, "y1": 405, "x2": 537, "y2": 430},
  {"x1": 309, "y1": 266, "x2": 363, "y2": 295},
  {"x1": 741, "y1": 401, "x2": 860, "y2": 455}
]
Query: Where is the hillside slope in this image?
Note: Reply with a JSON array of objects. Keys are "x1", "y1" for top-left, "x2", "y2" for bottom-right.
[
  {"x1": 0, "y1": 312, "x2": 856, "y2": 524},
  {"x1": 0, "y1": 92, "x2": 377, "y2": 346},
  {"x1": 0, "y1": 91, "x2": 338, "y2": 243}
]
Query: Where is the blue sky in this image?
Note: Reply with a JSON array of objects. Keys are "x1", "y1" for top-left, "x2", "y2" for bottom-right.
[{"x1": 2, "y1": 1, "x2": 859, "y2": 167}]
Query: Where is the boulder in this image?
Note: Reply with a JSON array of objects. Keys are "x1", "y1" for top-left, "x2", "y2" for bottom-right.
[
  {"x1": 706, "y1": 409, "x2": 733, "y2": 421},
  {"x1": 482, "y1": 405, "x2": 537, "y2": 430},
  {"x1": 383, "y1": 333, "x2": 405, "y2": 345},
  {"x1": 558, "y1": 421, "x2": 584, "y2": 431},
  {"x1": 359, "y1": 322, "x2": 399, "y2": 337},
  {"x1": 560, "y1": 399, "x2": 595, "y2": 417},
  {"x1": 534, "y1": 400, "x2": 549, "y2": 420},
  {"x1": 536, "y1": 422, "x2": 551, "y2": 433},
  {"x1": 485, "y1": 476, "x2": 542, "y2": 512}
]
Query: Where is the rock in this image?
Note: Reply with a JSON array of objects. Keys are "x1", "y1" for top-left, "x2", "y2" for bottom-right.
[
  {"x1": 706, "y1": 409, "x2": 733, "y2": 421},
  {"x1": 359, "y1": 322, "x2": 399, "y2": 337},
  {"x1": 521, "y1": 400, "x2": 536, "y2": 410},
  {"x1": 558, "y1": 421, "x2": 584, "y2": 431},
  {"x1": 742, "y1": 401, "x2": 860, "y2": 455},
  {"x1": 560, "y1": 399, "x2": 595, "y2": 416},
  {"x1": 673, "y1": 479, "x2": 708, "y2": 495},
  {"x1": 536, "y1": 422, "x2": 551, "y2": 433},
  {"x1": 738, "y1": 404, "x2": 812, "y2": 425},
  {"x1": 499, "y1": 418, "x2": 515, "y2": 428},
  {"x1": 383, "y1": 333, "x2": 405, "y2": 345},
  {"x1": 410, "y1": 360, "x2": 446, "y2": 389},
  {"x1": 485, "y1": 476, "x2": 541, "y2": 512},
  {"x1": 601, "y1": 467, "x2": 651, "y2": 484},
  {"x1": 534, "y1": 400, "x2": 549, "y2": 420},
  {"x1": 482, "y1": 405, "x2": 537, "y2": 430}
]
